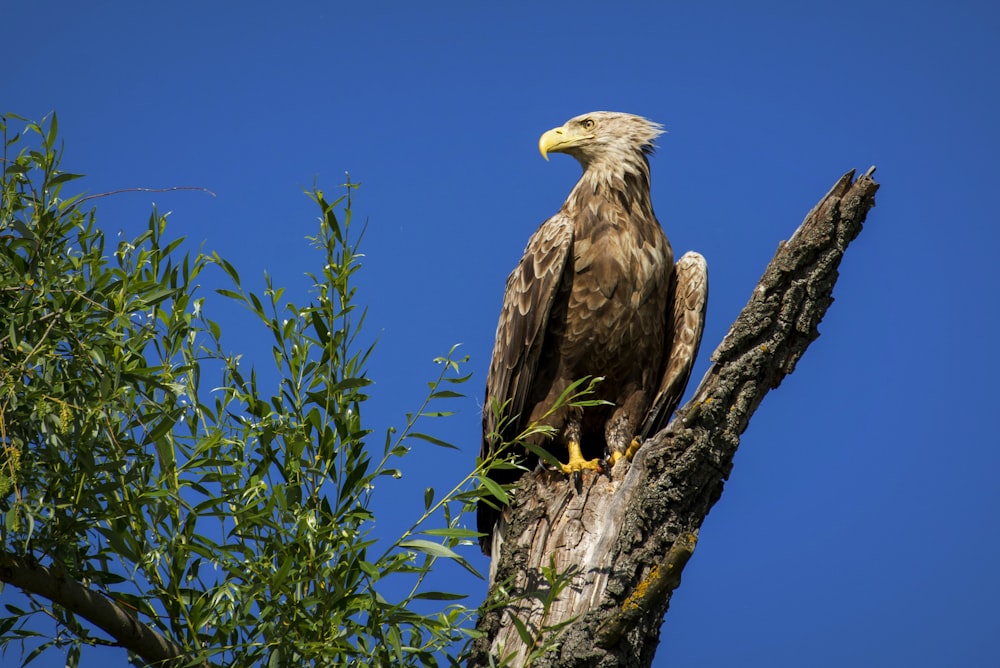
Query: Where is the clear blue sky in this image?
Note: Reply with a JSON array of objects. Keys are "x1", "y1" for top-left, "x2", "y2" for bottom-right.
[{"x1": 6, "y1": 1, "x2": 1000, "y2": 666}]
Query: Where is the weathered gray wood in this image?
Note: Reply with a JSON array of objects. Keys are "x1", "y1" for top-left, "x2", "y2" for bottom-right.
[{"x1": 469, "y1": 168, "x2": 880, "y2": 668}]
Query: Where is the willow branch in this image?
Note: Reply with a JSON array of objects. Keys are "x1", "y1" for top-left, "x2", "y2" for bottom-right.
[{"x1": 0, "y1": 551, "x2": 199, "y2": 667}]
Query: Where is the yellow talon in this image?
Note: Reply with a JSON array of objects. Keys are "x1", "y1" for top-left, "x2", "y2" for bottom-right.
[
  {"x1": 560, "y1": 439, "x2": 603, "y2": 474},
  {"x1": 608, "y1": 436, "x2": 643, "y2": 467}
]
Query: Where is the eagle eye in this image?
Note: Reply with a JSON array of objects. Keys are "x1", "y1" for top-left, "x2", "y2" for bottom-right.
[{"x1": 581, "y1": 118, "x2": 596, "y2": 130}]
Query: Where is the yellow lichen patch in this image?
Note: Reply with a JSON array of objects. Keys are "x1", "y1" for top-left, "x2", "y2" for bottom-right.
[
  {"x1": 598, "y1": 533, "x2": 698, "y2": 648},
  {"x1": 622, "y1": 564, "x2": 661, "y2": 612}
]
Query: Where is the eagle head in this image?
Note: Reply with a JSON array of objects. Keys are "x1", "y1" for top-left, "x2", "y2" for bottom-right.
[{"x1": 538, "y1": 111, "x2": 664, "y2": 168}]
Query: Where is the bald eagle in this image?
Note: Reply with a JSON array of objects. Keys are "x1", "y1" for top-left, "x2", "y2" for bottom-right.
[{"x1": 478, "y1": 112, "x2": 708, "y2": 556}]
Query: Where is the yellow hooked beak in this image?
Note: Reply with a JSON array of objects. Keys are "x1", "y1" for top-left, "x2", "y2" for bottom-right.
[
  {"x1": 538, "y1": 126, "x2": 574, "y2": 161},
  {"x1": 538, "y1": 122, "x2": 594, "y2": 161}
]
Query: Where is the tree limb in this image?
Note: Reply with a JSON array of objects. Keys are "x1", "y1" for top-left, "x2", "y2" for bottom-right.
[
  {"x1": 469, "y1": 168, "x2": 880, "y2": 667},
  {"x1": 0, "y1": 550, "x2": 197, "y2": 667}
]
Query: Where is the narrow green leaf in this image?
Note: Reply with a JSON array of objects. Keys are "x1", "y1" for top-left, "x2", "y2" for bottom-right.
[
  {"x1": 146, "y1": 415, "x2": 176, "y2": 445},
  {"x1": 479, "y1": 476, "x2": 510, "y2": 504},
  {"x1": 49, "y1": 172, "x2": 84, "y2": 185},
  {"x1": 409, "y1": 432, "x2": 458, "y2": 449},
  {"x1": 399, "y1": 539, "x2": 460, "y2": 560},
  {"x1": 429, "y1": 390, "x2": 464, "y2": 399},
  {"x1": 45, "y1": 111, "x2": 58, "y2": 148},
  {"x1": 509, "y1": 615, "x2": 535, "y2": 648},
  {"x1": 420, "y1": 527, "x2": 480, "y2": 539},
  {"x1": 522, "y1": 440, "x2": 563, "y2": 468},
  {"x1": 411, "y1": 591, "x2": 468, "y2": 601},
  {"x1": 249, "y1": 291, "x2": 264, "y2": 316},
  {"x1": 310, "y1": 309, "x2": 330, "y2": 346},
  {"x1": 331, "y1": 377, "x2": 371, "y2": 392},
  {"x1": 218, "y1": 255, "x2": 241, "y2": 286}
]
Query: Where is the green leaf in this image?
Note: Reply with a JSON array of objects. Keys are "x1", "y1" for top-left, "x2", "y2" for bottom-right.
[
  {"x1": 478, "y1": 476, "x2": 510, "y2": 504},
  {"x1": 428, "y1": 389, "x2": 464, "y2": 399},
  {"x1": 310, "y1": 309, "x2": 330, "y2": 346},
  {"x1": 146, "y1": 414, "x2": 177, "y2": 445},
  {"x1": 408, "y1": 432, "x2": 458, "y2": 449},
  {"x1": 217, "y1": 255, "x2": 241, "y2": 286},
  {"x1": 249, "y1": 291, "x2": 265, "y2": 316},
  {"x1": 411, "y1": 591, "x2": 468, "y2": 601},
  {"x1": 5, "y1": 507, "x2": 19, "y2": 533},
  {"x1": 48, "y1": 172, "x2": 84, "y2": 185},
  {"x1": 522, "y1": 440, "x2": 563, "y2": 468},
  {"x1": 509, "y1": 615, "x2": 535, "y2": 648},
  {"x1": 45, "y1": 111, "x2": 58, "y2": 148},
  {"x1": 331, "y1": 377, "x2": 372, "y2": 392},
  {"x1": 398, "y1": 539, "x2": 460, "y2": 560},
  {"x1": 420, "y1": 527, "x2": 480, "y2": 539}
]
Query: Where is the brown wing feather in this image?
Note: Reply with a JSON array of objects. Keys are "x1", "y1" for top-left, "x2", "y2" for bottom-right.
[
  {"x1": 478, "y1": 213, "x2": 573, "y2": 555},
  {"x1": 482, "y1": 212, "x2": 574, "y2": 456},
  {"x1": 641, "y1": 251, "x2": 708, "y2": 439}
]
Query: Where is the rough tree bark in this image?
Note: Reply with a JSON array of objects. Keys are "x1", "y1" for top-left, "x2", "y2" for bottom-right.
[{"x1": 468, "y1": 168, "x2": 880, "y2": 667}]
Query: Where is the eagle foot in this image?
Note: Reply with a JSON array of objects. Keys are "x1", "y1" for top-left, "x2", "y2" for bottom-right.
[
  {"x1": 607, "y1": 436, "x2": 643, "y2": 467},
  {"x1": 560, "y1": 439, "x2": 603, "y2": 476}
]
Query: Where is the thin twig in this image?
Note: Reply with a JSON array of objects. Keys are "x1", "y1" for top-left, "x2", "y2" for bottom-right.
[{"x1": 77, "y1": 186, "x2": 216, "y2": 205}]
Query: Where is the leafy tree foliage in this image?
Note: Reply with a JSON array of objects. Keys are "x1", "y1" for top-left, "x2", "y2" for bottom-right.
[{"x1": 0, "y1": 113, "x2": 490, "y2": 667}]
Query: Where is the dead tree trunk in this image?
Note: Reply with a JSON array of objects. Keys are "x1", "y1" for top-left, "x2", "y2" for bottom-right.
[{"x1": 468, "y1": 168, "x2": 880, "y2": 668}]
